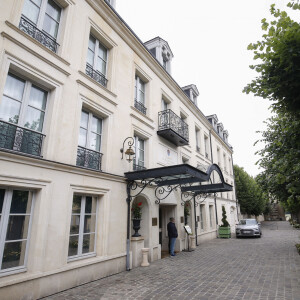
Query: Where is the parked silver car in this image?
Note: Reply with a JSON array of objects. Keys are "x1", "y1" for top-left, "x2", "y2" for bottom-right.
[{"x1": 236, "y1": 219, "x2": 262, "y2": 238}]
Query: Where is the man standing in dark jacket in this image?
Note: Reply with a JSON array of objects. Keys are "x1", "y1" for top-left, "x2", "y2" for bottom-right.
[{"x1": 167, "y1": 217, "x2": 178, "y2": 256}]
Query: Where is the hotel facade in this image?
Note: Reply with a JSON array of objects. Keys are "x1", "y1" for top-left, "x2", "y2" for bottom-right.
[{"x1": 0, "y1": 0, "x2": 238, "y2": 298}]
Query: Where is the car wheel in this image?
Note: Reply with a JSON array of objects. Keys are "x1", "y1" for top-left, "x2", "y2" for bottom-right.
[{"x1": 258, "y1": 234, "x2": 262, "y2": 238}]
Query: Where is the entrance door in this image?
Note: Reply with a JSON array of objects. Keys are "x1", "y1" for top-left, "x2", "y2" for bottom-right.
[{"x1": 159, "y1": 205, "x2": 176, "y2": 257}]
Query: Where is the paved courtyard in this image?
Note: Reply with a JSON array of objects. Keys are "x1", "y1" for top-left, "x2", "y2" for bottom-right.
[{"x1": 43, "y1": 221, "x2": 300, "y2": 300}]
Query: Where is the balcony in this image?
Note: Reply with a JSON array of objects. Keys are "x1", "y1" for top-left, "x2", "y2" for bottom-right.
[
  {"x1": 133, "y1": 163, "x2": 146, "y2": 171},
  {"x1": 157, "y1": 109, "x2": 189, "y2": 146},
  {"x1": 19, "y1": 15, "x2": 59, "y2": 53},
  {"x1": 0, "y1": 120, "x2": 45, "y2": 156},
  {"x1": 86, "y1": 63, "x2": 108, "y2": 87},
  {"x1": 76, "y1": 146, "x2": 103, "y2": 171},
  {"x1": 134, "y1": 100, "x2": 147, "y2": 115}
]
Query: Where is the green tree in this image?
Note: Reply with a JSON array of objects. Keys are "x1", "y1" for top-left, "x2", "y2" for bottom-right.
[
  {"x1": 243, "y1": 1, "x2": 300, "y2": 219},
  {"x1": 234, "y1": 165, "x2": 266, "y2": 216}
]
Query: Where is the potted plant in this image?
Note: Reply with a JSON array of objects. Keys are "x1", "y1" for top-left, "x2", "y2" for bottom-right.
[
  {"x1": 131, "y1": 201, "x2": 142, "y2": 237},
  {"x1": 218, "y1": 206, "x2": 231, "y2": 238}
]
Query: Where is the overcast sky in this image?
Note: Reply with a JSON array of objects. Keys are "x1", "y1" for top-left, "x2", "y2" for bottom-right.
[{"x1": 116, "y1": 0, "x2": 298, "y2": 177}]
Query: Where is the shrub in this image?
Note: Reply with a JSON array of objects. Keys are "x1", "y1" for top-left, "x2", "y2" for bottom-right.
[{"x1": 220, "y1": 206, "x2": 230, "y2": 227}]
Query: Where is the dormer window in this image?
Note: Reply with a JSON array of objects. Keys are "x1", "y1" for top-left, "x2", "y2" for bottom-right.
[{"x1": 181, "y1": 84, "x2": 199, "y2": 106}]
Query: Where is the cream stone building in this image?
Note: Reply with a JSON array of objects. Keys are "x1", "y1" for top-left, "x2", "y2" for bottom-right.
[{"x1": 0, "y1": 0, "x2": 238, "y2": 298}]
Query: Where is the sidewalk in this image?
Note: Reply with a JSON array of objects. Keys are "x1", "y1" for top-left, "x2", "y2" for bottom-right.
[{"x1": 43, "y1": 221, "x2": 300, "y2": 300}]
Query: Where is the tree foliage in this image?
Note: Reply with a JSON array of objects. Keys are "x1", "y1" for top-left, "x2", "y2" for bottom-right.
[
  {"x1": 243, "y1": 3, "x2": 300, "y2": 114},
  {"x1": 234, "y1": 165, "x2": 266, "y2": 216},
  {"x1": 244, "y1": 1, "x2": 300, "y2": 216}
]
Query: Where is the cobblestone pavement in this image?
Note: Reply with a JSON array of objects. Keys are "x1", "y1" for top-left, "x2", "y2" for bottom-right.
[{"x1": 43, "y1": 221, "x2": 300, "y2": 300}]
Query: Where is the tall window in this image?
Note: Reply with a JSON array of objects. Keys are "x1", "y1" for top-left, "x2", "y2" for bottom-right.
[
  {"x1": 134, "y1": 136, "x2": 145, "y2": 170},
  {"x1": 86, "y1": 35, "x2": 108, "y2": 87},
  {"x1": 223, "y1": 153, "x2": 227, "y2": 172},
  {"x1": 195, "y1": 128, "x2": 200, "y2": 152},
  {"x1": 199, "y1": 204, "x2": 205, "y2": 230},
  {"x1": 68, "y1": 195, "x2": 97, "y2": 259},
  {"x1": 77, "y1": 110, "x2": 103, "y2": 171},
  {"x1": 0, "y1": 188, "x2": 33, "y2": 273},
  {"x1": 20, "y1": 0, "x2": 61, "y2": 52},
  {"x1": 161, "y1": 99, "x2": 168, "y2": 111},
  {"x1": 204, "y1": 135, "x2": 209, "y2": 159},
  {"x1": 0, "y1": 73, "x2": 47, "y2": 156},
  {"x1": 209, "y1": 205, "x2": 214, "y2": 229},
  {"x1": 134, "y1": 76, "x2": 146, "y2": 114}
]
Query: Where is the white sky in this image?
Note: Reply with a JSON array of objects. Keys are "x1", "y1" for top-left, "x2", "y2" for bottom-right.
[{"x1": 116, "y1": 0, "x2": 298, "y2": 177}]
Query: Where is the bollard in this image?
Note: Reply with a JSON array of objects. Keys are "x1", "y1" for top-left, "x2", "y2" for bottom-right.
[
  {"x1": 141, "y1": 248, "x2": 150, "y2": 267},
  {"x1": 190, "y1": 235, "x2": 196, "y2": 249}
]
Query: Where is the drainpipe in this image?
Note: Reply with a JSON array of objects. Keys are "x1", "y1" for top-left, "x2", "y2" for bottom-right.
[
  {"x1": 126, "y1": 182, "x2": 131, "y2": 271},
  {"x1": 209, "y1": 130, "x2": 218, "y2": 227},
  {"x1": 230, "y1": 153, "x2": 239, "y2": 221},
  {"x1": 193, "y1": 194, "x2": 198, "y2": 246}
]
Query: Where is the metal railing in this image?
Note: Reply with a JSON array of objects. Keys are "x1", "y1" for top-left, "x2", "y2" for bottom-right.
[
  {"x1": 76, "y1": 146, "x2": 103, "y2": 171},
  {"x1": 0, "y1": 120, "x2": 45, "y2": 156},
  {"x1": 134, "y1": 100, "x2": 147, "y2": 115},
  {"x1": 85, "y1": 63, "x2": 108, "y2": 87},
  {"x1": 133, "y1": 162, "x2": 146, "y2": 171},
  {"x1": 158, "y1": 109, "x2": 189, "y2": 142},
  {"x1": 19, "y1": 15, "x2": 59, "y2": 53}
]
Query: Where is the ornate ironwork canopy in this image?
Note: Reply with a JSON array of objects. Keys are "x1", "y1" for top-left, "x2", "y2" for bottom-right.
[{"x1": 124, "y1": 163, "x2": 232, "y2": 203}]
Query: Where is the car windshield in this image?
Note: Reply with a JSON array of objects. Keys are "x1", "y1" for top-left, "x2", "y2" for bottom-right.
[{"x1": 239, "y1": 219, "x2": 257, "y2": 225}]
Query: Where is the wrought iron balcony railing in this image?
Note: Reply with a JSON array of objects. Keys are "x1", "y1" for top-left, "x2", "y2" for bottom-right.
[
  {"x1": 85, "y1": 63, "x2": 108, "y2": 87},
  {"x1": 134, "y1": 100, "x2": 147, "y2": 115},
  {"x1": 76, "y1": 146, "x2": 103, "y2": 171},
  {"x1": 157, "y1": 109, "x2": 189, "y2": 146},
  {"x1": 0, "y1": 120, "x2": 45, "y2": 156},
  {"x1": 19, "y1": 15, "x2": 59, "y2": 53},
  {"x1": 133, "y1": 163, "x2": 146, "y2": 171}
]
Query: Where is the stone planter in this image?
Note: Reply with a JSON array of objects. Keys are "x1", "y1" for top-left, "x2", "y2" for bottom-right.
[
  {"x1": 218, "y1": 226, "x2": 231, "y2": 238},
  {"x1": 132, "y1": 219, "x2": 141, "y2": 237}
]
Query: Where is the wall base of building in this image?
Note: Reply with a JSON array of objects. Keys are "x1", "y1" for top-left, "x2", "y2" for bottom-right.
[
  {"x1": 197, "y1": 230, "x2": 217, "y2": 244},
  {"x1": 0, "y1": 256, "x2": 126, "y2": 300}
]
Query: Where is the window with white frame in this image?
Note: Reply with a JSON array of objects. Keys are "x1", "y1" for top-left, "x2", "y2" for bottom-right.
[
  {"x1": 223, "y1": 153, "x2": 227, "y2": 172},
  {"x1": 195, "y1": 127, "x2": 200, "y2": 152},
  {"x1": 0, "y1": 188, "x2": 33, "y2": 273},
  {"x1": 20, "y1": 0, "x2": 62, "y2": 52},
  {"x1": 68, "y1": 194, "x2": 97, "y2": 259},
  {"x1": 134, "y1": 136, "x2": 145, "y2": 171},
  {"x1": 161, "y1": 98, "x2": 168, "y2": 111},
  {"x1": 86, "y1": 35, "x2": 108, "y2": 87},
  {"x1": 204, "y1": 135, "x2": 209, "y2": 159},
  {"x1": 77, "y1": 110, "x2": 103, "y2": 171},
  {"x1": 134, "y1": 76, "x2": 146, "y2": 114},
  {"x1": 199, "y1": 204, "x2": 205, "y2": 230},
  {"x1": 209, "y1": 205, "x2": 214, "y2": 229},
  {"x1": 0, "y1": 73, "x2": 47, "y2": 156}
]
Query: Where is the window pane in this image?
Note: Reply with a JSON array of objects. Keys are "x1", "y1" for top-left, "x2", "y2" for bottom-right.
[
  {"x1": 10, "y1": 191, "x2": 30, "y2": 214},
  {"x1": 139, "y1": 91, "x2": 144, "y2": 104},
  {"x1": 6, "y1": 215, "x2": 30, "y2": 241},
  {"x1": 91, "y1": 116, "x2": 102, "y2": 134},
  {"x1": 98, "y1": 44, "x2": 107, "y2": 61},
  {"x1": 96, "y1": 57, "x2": 106, "y2": 75},
  {"x1": 89, "y1": 133, "x2": 101, "y2": 151},
  {"x1": 0, "y1": 189, "x2": 4, "y2": 213},
  {"x1": 80, "y1": 111, "x2": 89, "y2": 129},
  {"x1": 138, "y1": 139, "x2": 144, "y2": 150},
  {"x1": 28, "y1": 86, "x2": 47, "y2": 110},
  {"x1": 0, "y1": 96, "x2": 21, "y2": 124},
  {"x1": 78, "y1": 128, "x2": 87, "y2": 147},
  {"x1": 84, "y1": 214, "x2": 96, "y2": 233},
  {"x1": 139, "y1": 81, "x2": 145, "y2": 93},
  {"x1": 46, "y1": 0, "x2": 61, "y2": 22},
  {"x1": 2, "y1": 241, "x2": 26, "y2": 270},
  {"x1": 87, "y1": 49, "x2": 94, "y2": 66},
  {"x1": 72, "y1": 195, "x2": 81, "y2": 213},
  {"x1": 82, "y1": 233, "x2": 95, "y2": 254},
  {"x1": 22, "y1": 0, "x2": 40, "y2": 24},
  {"x1": 85, "y1": 197, "x2": 96, "y2": 214},
  {"x1": 24, "y1": 107, "x2": 45, "y2": 132},
  {"x1": 43, "y1": 15, "x2": 59, "y2": 38},
  {"x1": 3, "y1": 74, "x2": 25, "y2": 102},
  {"x1": 68, "y1": 235, "x2": 78, "y2": 257},
  {"x1": 69, "y1": 215, "x2": 80, "y2": 234},
  {"x1": 88, "y1": 36, "x2": 96, "y2": 52}
]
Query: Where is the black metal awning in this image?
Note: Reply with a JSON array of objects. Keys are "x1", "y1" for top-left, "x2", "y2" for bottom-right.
[{"x1": 124, "y1": 163, "x2": 232, "y2": 200}]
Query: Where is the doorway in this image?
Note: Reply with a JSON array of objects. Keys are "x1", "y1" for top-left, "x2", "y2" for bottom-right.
[{"x1": 159, "y1": 204, "x2": 176, "y2": 258}]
